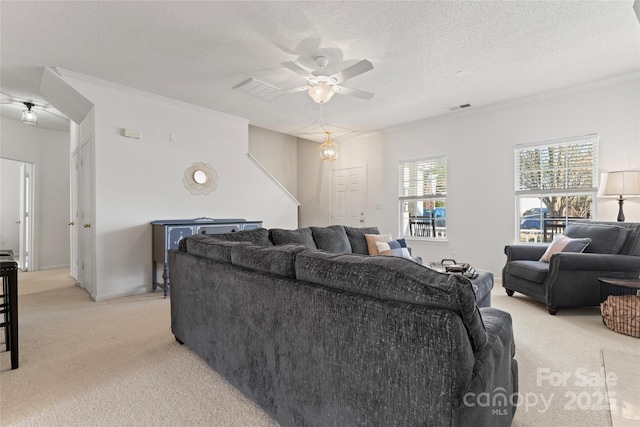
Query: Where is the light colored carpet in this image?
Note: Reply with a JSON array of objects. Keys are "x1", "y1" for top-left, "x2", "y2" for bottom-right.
[
  {"x1": 602, "y1": 348, "x2": 640, "y2": 427},
  {"x1": 1, "y1": 269, "x2": 639, "y2": 426},
  {"x1": 491, "y1": 281, "x2": 640, "y2": 427},
  {"x1": 1, "y1": 269, "x2": 277, "y2": 426}
]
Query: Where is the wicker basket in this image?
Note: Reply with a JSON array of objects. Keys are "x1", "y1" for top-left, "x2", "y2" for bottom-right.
[{"x1": 601, "y1": 295, "x2": 640, "y2": 338}]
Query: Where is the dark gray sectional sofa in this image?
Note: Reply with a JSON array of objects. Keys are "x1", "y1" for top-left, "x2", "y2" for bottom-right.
[{"x1": 169, "y1": 226, "x2": 518, "y2": 426}]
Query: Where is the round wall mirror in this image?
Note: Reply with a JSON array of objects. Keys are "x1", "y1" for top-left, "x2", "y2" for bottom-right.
[
  {"x1": 183, "y1": 162, "x2": 218, "y2": 195},
  {"x1": 193, "y1": 170, "x2": 207, "y2": 184}
]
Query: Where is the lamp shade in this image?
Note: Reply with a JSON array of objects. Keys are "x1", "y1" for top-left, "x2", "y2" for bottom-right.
[
  {"x1": 308, "y1": 82, "x2": 335, "y2": 104},
  {"x1": 602, "y1": 171, "x2": 640, "y2": 196}
]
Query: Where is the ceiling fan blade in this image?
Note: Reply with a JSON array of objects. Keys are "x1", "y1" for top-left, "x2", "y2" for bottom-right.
[
  {"x1": 333, "y1": 85, "x2": 374, "y2": 100},
  {"x1": 263, "y1": 85, "x2": 311, "y2": 100},
  {"x1": 281, "y1": 61, "x2": 314, "y2": 80},
  {"x1": 329, "y1": 59, "x2": 373, "y2": 84}
]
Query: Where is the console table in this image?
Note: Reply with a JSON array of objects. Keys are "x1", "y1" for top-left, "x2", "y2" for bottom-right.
[{"x1": 151, "y1": 218, "x2": 263, "y2": 297}]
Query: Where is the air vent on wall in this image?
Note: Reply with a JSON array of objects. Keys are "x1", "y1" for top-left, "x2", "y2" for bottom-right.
[{"x1": 449, "y1": 103, "x2": 472, "y2": 111}]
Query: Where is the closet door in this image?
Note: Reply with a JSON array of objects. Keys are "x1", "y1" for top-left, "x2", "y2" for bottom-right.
[
  {"x1": 78, "y1": 137, "x2": 95, "y2": 297},
  {"x1": 18, "y1": 163, "x2": 34, "y2": 271},
  {"x1": 70, "y1": 150, "x2": 79, "y2": 281}
]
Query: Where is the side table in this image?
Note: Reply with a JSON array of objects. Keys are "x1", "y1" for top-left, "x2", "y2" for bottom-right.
[{"x1": 598, "y1": 277, "x2": 640, "y2": 302}]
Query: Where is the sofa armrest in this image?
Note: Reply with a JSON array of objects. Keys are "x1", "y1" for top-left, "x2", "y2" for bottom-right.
[
  {"x1": 504, "y1": 244, "x2": 548, "y2": 261},
  {"x1": 459, "y1": 307, "x2": 517, "y2": 426},
  {"x1": 548, "y1": 253, "x2": 640, "y2": 272}
]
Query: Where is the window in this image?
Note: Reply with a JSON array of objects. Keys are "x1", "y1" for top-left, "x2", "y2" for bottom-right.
[
  {"x1": 399, "y1": 156, "x2": 447, "y2": 239},
  {"x1": 515, "y1": 134, "x2": 598, "y2": 243}
]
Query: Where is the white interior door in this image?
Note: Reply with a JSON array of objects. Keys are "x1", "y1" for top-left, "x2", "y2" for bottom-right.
[
  {"x1": 70, "y1": 150, "x2": 79, "y2": 281},
  {"x1": 330, "y1": 166, "x2": 367, "y2": 227},
  {"x1": 79, "y1": 138, "x2": 94, "y2": 296},
  {"x1": 18, "y1": 163, "x2": 34, "y2": 271}
]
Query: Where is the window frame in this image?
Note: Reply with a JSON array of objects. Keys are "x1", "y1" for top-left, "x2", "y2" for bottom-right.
[
  {"x1": 398, "y1": 155, "x2": 447, "y2": 240},
  {"x1": 514, "y1": 134, "x2": 599, "y2": 243}
]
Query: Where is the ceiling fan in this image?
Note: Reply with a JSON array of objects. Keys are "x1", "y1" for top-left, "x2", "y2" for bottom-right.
[{"x1": 266, "y1": 56, "x2": 374, "y2": 104}]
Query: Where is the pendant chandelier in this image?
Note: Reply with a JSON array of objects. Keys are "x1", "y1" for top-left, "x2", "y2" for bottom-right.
[{"x1": 319, "y1": 130, "x2": 339, "y2": 162}]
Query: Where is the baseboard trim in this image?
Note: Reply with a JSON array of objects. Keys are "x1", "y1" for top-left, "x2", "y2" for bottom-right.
[
  {"x1": 92, "y1": 286, "x2": 150, "y2": 302},
  {"x1": 39, "y1": 264, "x2": 71, "y2": 271}
]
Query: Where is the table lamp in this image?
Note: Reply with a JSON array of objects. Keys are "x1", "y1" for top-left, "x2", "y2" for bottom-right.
[{"x1": 601, "y1": 171, "x2": 640, "y2": 222}]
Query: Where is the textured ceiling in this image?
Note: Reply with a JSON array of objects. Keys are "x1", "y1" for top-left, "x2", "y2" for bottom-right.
[{"x1": 1, "y1": 1, "x2": 638, "y2": 140}]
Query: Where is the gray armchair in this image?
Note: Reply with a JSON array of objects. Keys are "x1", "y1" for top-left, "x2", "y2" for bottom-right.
[{"x1": 503, "y1": 220, "x2": 640, "y2": 314}]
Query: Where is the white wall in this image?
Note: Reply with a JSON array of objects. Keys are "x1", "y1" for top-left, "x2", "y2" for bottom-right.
[
  {"x1": 297, "y1": 138, "x2": 333, "y2": 227},
  {"x1": 297, "y1": 133, "x2": 388, "y2": 229},
  {"x1": 249, "y1": 125, "x2": 298, "y2": 199},
  {"x1": 298, "y1": 76, "x2": 640, "y2": 275},
  {"x1": 60, "y1": 72, "x2": 299, "y2": 300},
  {"x1": 0, "y1": 117, "x2": 71, "y2": 270},
  {"x1": 0, "y1": 158, "x2": 22, "y2": 253}
]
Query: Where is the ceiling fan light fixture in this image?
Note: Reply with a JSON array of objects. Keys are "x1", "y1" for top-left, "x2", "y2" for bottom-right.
[
  {"x1": 22, "y1": 102, "x2": 37, "y2": 125},
  {"x1": 319, "y1": 131, "x2": 339, "y2": 161},
  {"x1": 308, "y1": 82, "x2": 335, "y2": 104}
]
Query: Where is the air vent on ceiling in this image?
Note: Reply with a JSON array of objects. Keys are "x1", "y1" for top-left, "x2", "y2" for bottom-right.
[
  {"x1": 449, "y1": 103, "x2": 471, "y2": 111},
  {"x1": 233, "y1": 78, "x2": 279, "y2": 99}
]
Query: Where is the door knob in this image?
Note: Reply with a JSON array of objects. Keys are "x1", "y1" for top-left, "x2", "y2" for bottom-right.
[
  {"x1": 15, "y1": 221, "x2": 21, "y2": 224},
  {"x1": 68, "y1": 221, "x2": 75, "y2": 226},
  {"x1": 360, "y1": 219, "x2": 364, "y2": 223},
  {"x1": 83, "y1": 224, "x2": 91, "y2": 228}
]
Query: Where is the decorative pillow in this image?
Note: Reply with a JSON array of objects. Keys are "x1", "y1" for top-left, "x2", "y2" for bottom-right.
[
  {"x1": 539, "y1": 234, "x2": 591, "y2": 262},
  {"x1": 365, "y1": 233, "x2": 393, "y2": 255},
  {"x1": 375, "y1": 239, "x2": 412, "y2": 259}
]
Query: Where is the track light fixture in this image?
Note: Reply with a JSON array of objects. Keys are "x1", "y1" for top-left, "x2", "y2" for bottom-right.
[{"x1": 22, "y1": 102, "x2": 37, "y2": 125}]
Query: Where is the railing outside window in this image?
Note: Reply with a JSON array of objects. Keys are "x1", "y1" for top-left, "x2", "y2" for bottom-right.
[
  {"x1": 515, "y1": 134, "x2": 598, "y2": 243},
  {"x1": 399, "y1": 156, "x2": 447, "y2": 239}
]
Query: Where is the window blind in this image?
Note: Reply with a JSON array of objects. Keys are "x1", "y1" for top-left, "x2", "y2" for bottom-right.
[
  {"x1": 399, "y1": 156, "x2": 447, "y2": 200},
  {"x1": 515, "y1": 134, "x2": 598, "y2": 195}
]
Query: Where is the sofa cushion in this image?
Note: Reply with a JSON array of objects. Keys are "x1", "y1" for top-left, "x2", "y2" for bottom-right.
[
  {"x1": 294, "y1": 250, "x2": 487, "y2": 350},
  {"x1": 506, "y1": 260, "x2": 550, "y2": 284},
  {"x1": 269, "y1": 227, "x2": 317, "y2": 249},
  {"x1": 204, "y1": 227, "x2": 273, "y2": 247},
  {"x1": 538, "y1": 235, "x2": 591, "y2": 262},
  {"x1": 365, "y1": 233, "x2": 393, "y2": 255},
  {"x1": 231, "y1": 243, "x2": 307, "y2": 278},
  {"x1": 563, "y1": 224, "x2": 627, "y2": 254},
  {"x1": 344, "y1": 226, "x2": 380, "y2": 254},
  {"x1": 183, "y1": 234, "x2": 252, "y2": 262},
  {"x1": 311, "y1": 225, "x2": 352, "y2": 254},
  {"x1": 375, "y1": 238, "x2": 411, "y2": 259}
]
